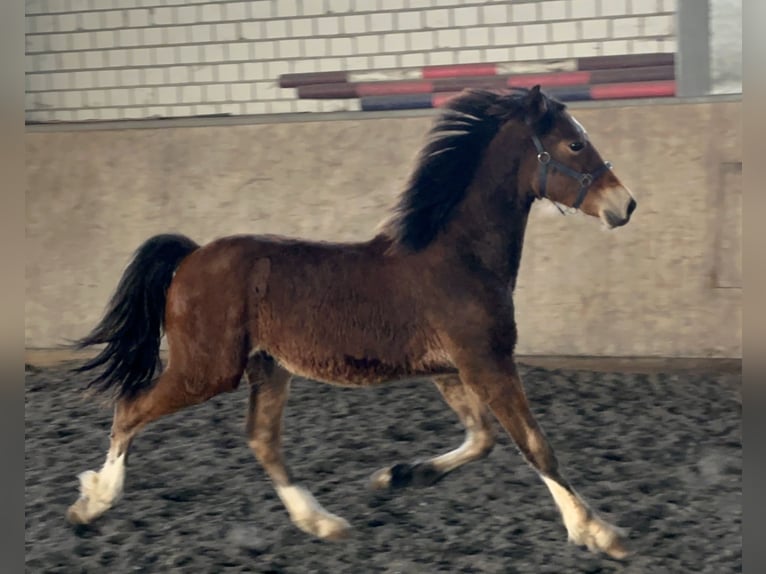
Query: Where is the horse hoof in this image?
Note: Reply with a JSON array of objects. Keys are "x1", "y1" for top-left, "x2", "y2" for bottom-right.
[
  {"x1": 66, "y1": 500, "x2": 91, "y2": 525},
  {"x1": 368, "y1": 467, "x2": 392, "y2": 490}
]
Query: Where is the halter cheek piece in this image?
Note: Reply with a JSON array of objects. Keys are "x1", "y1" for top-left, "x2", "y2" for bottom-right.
[{"x1": 530, "y1": 134, "x2": 613, "y2": 213}]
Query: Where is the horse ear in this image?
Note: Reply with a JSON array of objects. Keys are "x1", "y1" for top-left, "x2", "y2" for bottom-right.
[{"x1": 524, "y1": 84, "x2": 548, "y2": 123}]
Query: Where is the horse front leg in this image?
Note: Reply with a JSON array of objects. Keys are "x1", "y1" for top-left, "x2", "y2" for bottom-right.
[{"x1": 457, "y1": 357, "x2": 630, "y2": 560}]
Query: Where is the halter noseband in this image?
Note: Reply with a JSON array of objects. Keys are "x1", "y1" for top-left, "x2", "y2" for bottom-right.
[{"x1": 530, "y1": 134, "x2": 613, "y2": 212}]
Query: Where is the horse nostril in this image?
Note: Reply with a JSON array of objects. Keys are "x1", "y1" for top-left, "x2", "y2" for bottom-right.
[{"x1": 627, "y1": 198, "x2": 637, "y2": 216}]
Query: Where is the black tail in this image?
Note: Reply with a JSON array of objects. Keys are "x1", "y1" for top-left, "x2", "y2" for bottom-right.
[{"x1": 72, "y1": 233, "x2": 200, "y2": 401}]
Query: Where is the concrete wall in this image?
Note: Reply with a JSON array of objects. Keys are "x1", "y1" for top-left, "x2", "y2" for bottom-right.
[{"x1": 26, "y1": 97, "x2": 741, "y2": 357}]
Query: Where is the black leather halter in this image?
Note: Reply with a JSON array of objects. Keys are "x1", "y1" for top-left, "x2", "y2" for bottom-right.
[{"x1": 531, "y1": 134, "x2": 613, "y2": 211}]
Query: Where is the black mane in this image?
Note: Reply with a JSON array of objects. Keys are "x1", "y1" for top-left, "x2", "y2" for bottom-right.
[{"x1": 384, "y1": 88, "x2": 563, "y2": 252}]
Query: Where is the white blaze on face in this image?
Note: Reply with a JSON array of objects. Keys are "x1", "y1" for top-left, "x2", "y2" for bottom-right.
[{"x1": 570, "y1": 115, "x2": 588, "y2": 138}]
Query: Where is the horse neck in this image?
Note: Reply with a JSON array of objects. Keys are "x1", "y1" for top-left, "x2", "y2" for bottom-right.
[{"x1": 440, "y1": 131, "x2": 534, "y2": 288}]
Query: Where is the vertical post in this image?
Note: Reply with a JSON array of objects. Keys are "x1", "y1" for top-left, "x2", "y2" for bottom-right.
[{"x1": 676, "y1": 0, "x2": 711, "y2": 97}]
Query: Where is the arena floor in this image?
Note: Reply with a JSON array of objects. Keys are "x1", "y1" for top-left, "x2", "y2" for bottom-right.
[{"x1": 25, "y1": 359, "x2": 741, "y2": 573}]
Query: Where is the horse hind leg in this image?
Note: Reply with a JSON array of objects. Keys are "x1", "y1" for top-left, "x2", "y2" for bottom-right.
[
  {"x1": 245, "y1": 352, "x2": 351, "y2": 541},
  {"x1": 67, "y1": 364, "x2": 236, "y2": 525},
  {"x1": 370, "y1": 373, "x2": 495, "y2": 489}
]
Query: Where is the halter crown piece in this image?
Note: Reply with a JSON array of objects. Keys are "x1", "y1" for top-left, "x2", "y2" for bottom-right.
[{"x1": 530, "y1": 134, "x2": 613, "y2": 215}]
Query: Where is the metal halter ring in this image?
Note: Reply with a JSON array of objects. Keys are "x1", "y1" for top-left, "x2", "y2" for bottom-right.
[
  {"x1": 578, "y1": 173, "x2": 594, "y2": 187},
  {"x1": 537, "y1": 151, "x2": 551, "y2": 165}
]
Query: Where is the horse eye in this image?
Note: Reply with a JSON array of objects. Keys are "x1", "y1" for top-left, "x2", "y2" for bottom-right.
[{"x1": 569, "y1": 141, "x2": 585, "y2": 152}]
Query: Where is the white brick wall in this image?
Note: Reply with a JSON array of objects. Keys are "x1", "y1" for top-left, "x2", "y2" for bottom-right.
[{"x1": 25, "y1": 0, "x2": 678, "y2": 123}]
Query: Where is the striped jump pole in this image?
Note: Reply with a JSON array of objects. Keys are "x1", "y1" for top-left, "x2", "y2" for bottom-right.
[{"x1": 279, "y1": 52, "x2": 675, "y2": 88}]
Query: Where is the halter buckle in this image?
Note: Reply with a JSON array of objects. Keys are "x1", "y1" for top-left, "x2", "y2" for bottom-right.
[{"x1": 579, "y1": 173, "x2": 594, "y2": 187}]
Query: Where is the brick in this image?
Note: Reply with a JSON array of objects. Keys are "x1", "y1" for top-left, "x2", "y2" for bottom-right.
[
  {"x1": 154, "y1": 47, "x2": 175, "y2": 65},
  {"x1": 119, "y1": 28, "x2": 139, "y2": 47},
  {"x1": 401, "y1": 52, "x2": 426, "y2": 67},
  {"x1": 167, "y1": 66, "x2": 188, "y2": 84},
  {"x1": 383, "y1": 33, "x2": 407, "y2": 52},
  {"x1": 580, "y1": 18, "x2": 608, "y2": 39},
  {"x1": 330, "y1": 37, "x2": 354, "y2": 55},
  {"x1": 144, "y1": 67, "x2": 165, "y2": 84},
  {"x1": 84, "y1": 51, "x2": 103, "y2": 69},
  {"x1": 355, "y1": 34, "x2": 380, "y2": 54},
  {"x1": 187, "y1": 24, "x2": 209, "y2": 43},
  {"x1": 409, "y1": 0, "x2": 433, "y2": 8},
  {"x1": 303, "y1": 37, "x2": 327, "y2": 57},
  {"x1": 661, "y1": 0, "x2": 677, "y2": 12},
  {"x1": 372, "y1": 54, "x2": 398, "y2": 69},
  {"x1": 511, "y1": 3, "x2": 537, "y2": 22},
  {"x1": 264, "y1": 20, "x2": 288, "y2": 38},
  {"x1": 245, "y1": 101, "x2": 269, "y2": 115},
  {"x1": 193, "y1": 104, "x2": 218, "y2": 116},
  {"x1": 631, "y1": 38, "x2": 663, "y2": 53},
  {"x1": 317, "y1": 16, "x2": 340, "y2": 35},
  {"x1": 267, "y1": 60, "x2": 290, "y2": 76},
  {"x1": 600, "y1": 39, "x2": 630, "y2": 55},
  {"x1": 142, "y1": 27, "x2": 163, "y2": 46},
  {"x1": 425, "y1": 9, "x2": 450, "y2": 28},
  {"x1": 229, "y1": 42, "x2": 249, "y2": 61},
  {"x1": 511, "y1": 45, "x2": 537, "y2": 60},
  {"x1": 408, "y1": 30, "x2": 434, "y2": 50},
  {"x1": 27, "y1": 74, "x2": 47, "y2": 92},
  {"x1": 189, "y1": 66, "x2": 215, "y2": 83},
  {"x1": 570, "y1": 41, "x2": 600, "y2": 57},
  {"x1": 456, "y1": 49, "x2": 481, "y2": 63},
  {"x1": 145, "y1": 106, "x2": 167, "y2": 118},
  {"x1": 70, "y1": 32, "x2": 92, "y2": 51},
  {"x1": 223, "y1": 2, "x2": 247, "y2": 20},
  {"x1": 491, "y1": 25, "x2": 518, "y2": 45},
  {"x1": 630, "y1": 0, "x2": 659, "y2": 14},
  {"x1": 293, "y1": 59, "x2": 319, "y2": 73},
  {"x1": 612, "y1": 17, "x2": 641, "y2": 37},
  {"x1": 86, "y1": 90, "x2": 107, "y2": 107},
  {"x1": 179, "y1": 45, "x2": 199, "y2": 64},
  {"x1": 201, "y1": 3, "x2": 222, "y2": 22},
  {"x1": 569, "y1": 0, "x2": 597, "y2": 19},
  {"x1": 601, "y1": 0, "x2": 630, "y2": 16},
  {"x1": 133, "y1": 87, "x2": 157, "y2": 106},
  {"x1": 205, "y1": 84, "x2": 227, "y2": 101},
  {"x1": 436, "y1": 28, "x2": 461, "y2": 48},
  {"x1": 57, "y1": 13, "x2": 77, "y2": 32},
  {"x1": 483, "y1": 4, "x2": 508, "y2": 24},
  {"x1": 279, "y1": 38, "x2": 302, "y2": 58},
  {"x1": 551, "y1": 21, "x2": 578, "y2": 42},
  {"x1": 48, "y1": 72, "x2": 69, "y2": 90},
  {"x1": 128, "y1": 9, "x2": 149, "y2": 27},
  {"x1": 463, "y1": 26, "x2": 487, "y2": 46},
  {"x1": 60, "y1": 52, "x2": 81, "y2": 70},
  {"x1": 25, "y1": 35, "x2": 44, "y2": 54},
  {"x1": 241, "y1": 22, "x2": 262, "y2": 40},
  {"x1": 175, "y1": 6, "x2": 197, "y2": 24},
  {"x1": 354, "y1": 0, "x2": 378, "y2": 10},
  {"x1": 152, "y1": 7, "x2": 173, "y2": 25},
  {"x1": 294, "y1": 99, "x2": 319, "y2": 113},
  {"x1": 275, "y1": 0, "x2": 299, "y2": 17},
  {"x1": 231, "y1": 83, "x2": 251, "y2": 101},
  {"x1": 343, "y1": 56, "x2": 370, "y2": 70},
  {"x1": 522, "y1": 23, "x2": 548, "y2": 44},
  {"x1": 453, "y1": 6, "x2": 479, "y2": 26},
  {"x1": 109, "y1": 88, "x2": 131, "y2": 107},
  {"x1": 427, "y1": 51, "x2": 455, "y2": 66},
  {"x1": 301, "y1": 0, "x2": 325, "y2": 16},
  {"x1": 199, "y1": 44, "x2": 226, "y2": 62},
  {"x1": 165, "y1": 26, "x2": 188, "y2": 44},
  {"x1": 397, "y1": 11, "x2": 423, "y2": 30},
  {"x1": 271, "y1": 100, "x2": 296, "y2": 114},
  {"x1": 120, "y1": 69, "x2": 141, "y2": 86},
  {"x1": 80, "y1": 12, "x2": 102, "y2": 31},
  {"x1": 94, "y1": 70, "x2": 117, "y2": 88},
  {"x1": 291, "y1": 18, "x2": 314, "y2": 36},
  {"x1": 217, "y1": 63, "x2": 239, "y2": 82},
  {"x1": 48, "y1": 34, "x2": 70, "y2": 52},
  {"x1": 215, "y1": 23, "x2": 238, "y2": 41},
  {"x1": 643, "y1": 14, "x2": 674, "y2": 36},
  {"x1": 328, "y1": 0, "x2": 352, "y2": 12},
  {"x1": 254, "y1": 40, "x2": 276, "y2": 59},
  {"x1": 239, "y1": 61, "x2": 261, "y2": 79},
  {"x1": 181, "y1": 85, "x2": 201, "y2": 103},
  {"x1": 541, "y1": 0, "x2": 568, "y2": 20},
  {"x1": 132, "y1": 48, "x2": 152, "y2": 66},
  {"x1": 157, "y1": 86, "x2": 176, "y2": 104},
  {"x1": 33, "y1": 15, "x2": 52, "y2": 33},
  {"x1": 108, "y1": 49, "x2": 128, "y2": 67},
  {"x1": 486, "y1": 46, "x2": 513, "y2": 62},
  {"x1": 92, "y1": 30, "x2": 113, "y2": 49},
  {"x1": 542, "y1": 42, "x2": 571, "y2": 59},
  {"x1": 343, "y1": 14, "x2": 366, "y2": 34},
  {"x1": 370, "y1": 12, "x2": 393, "y2": 32}
]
